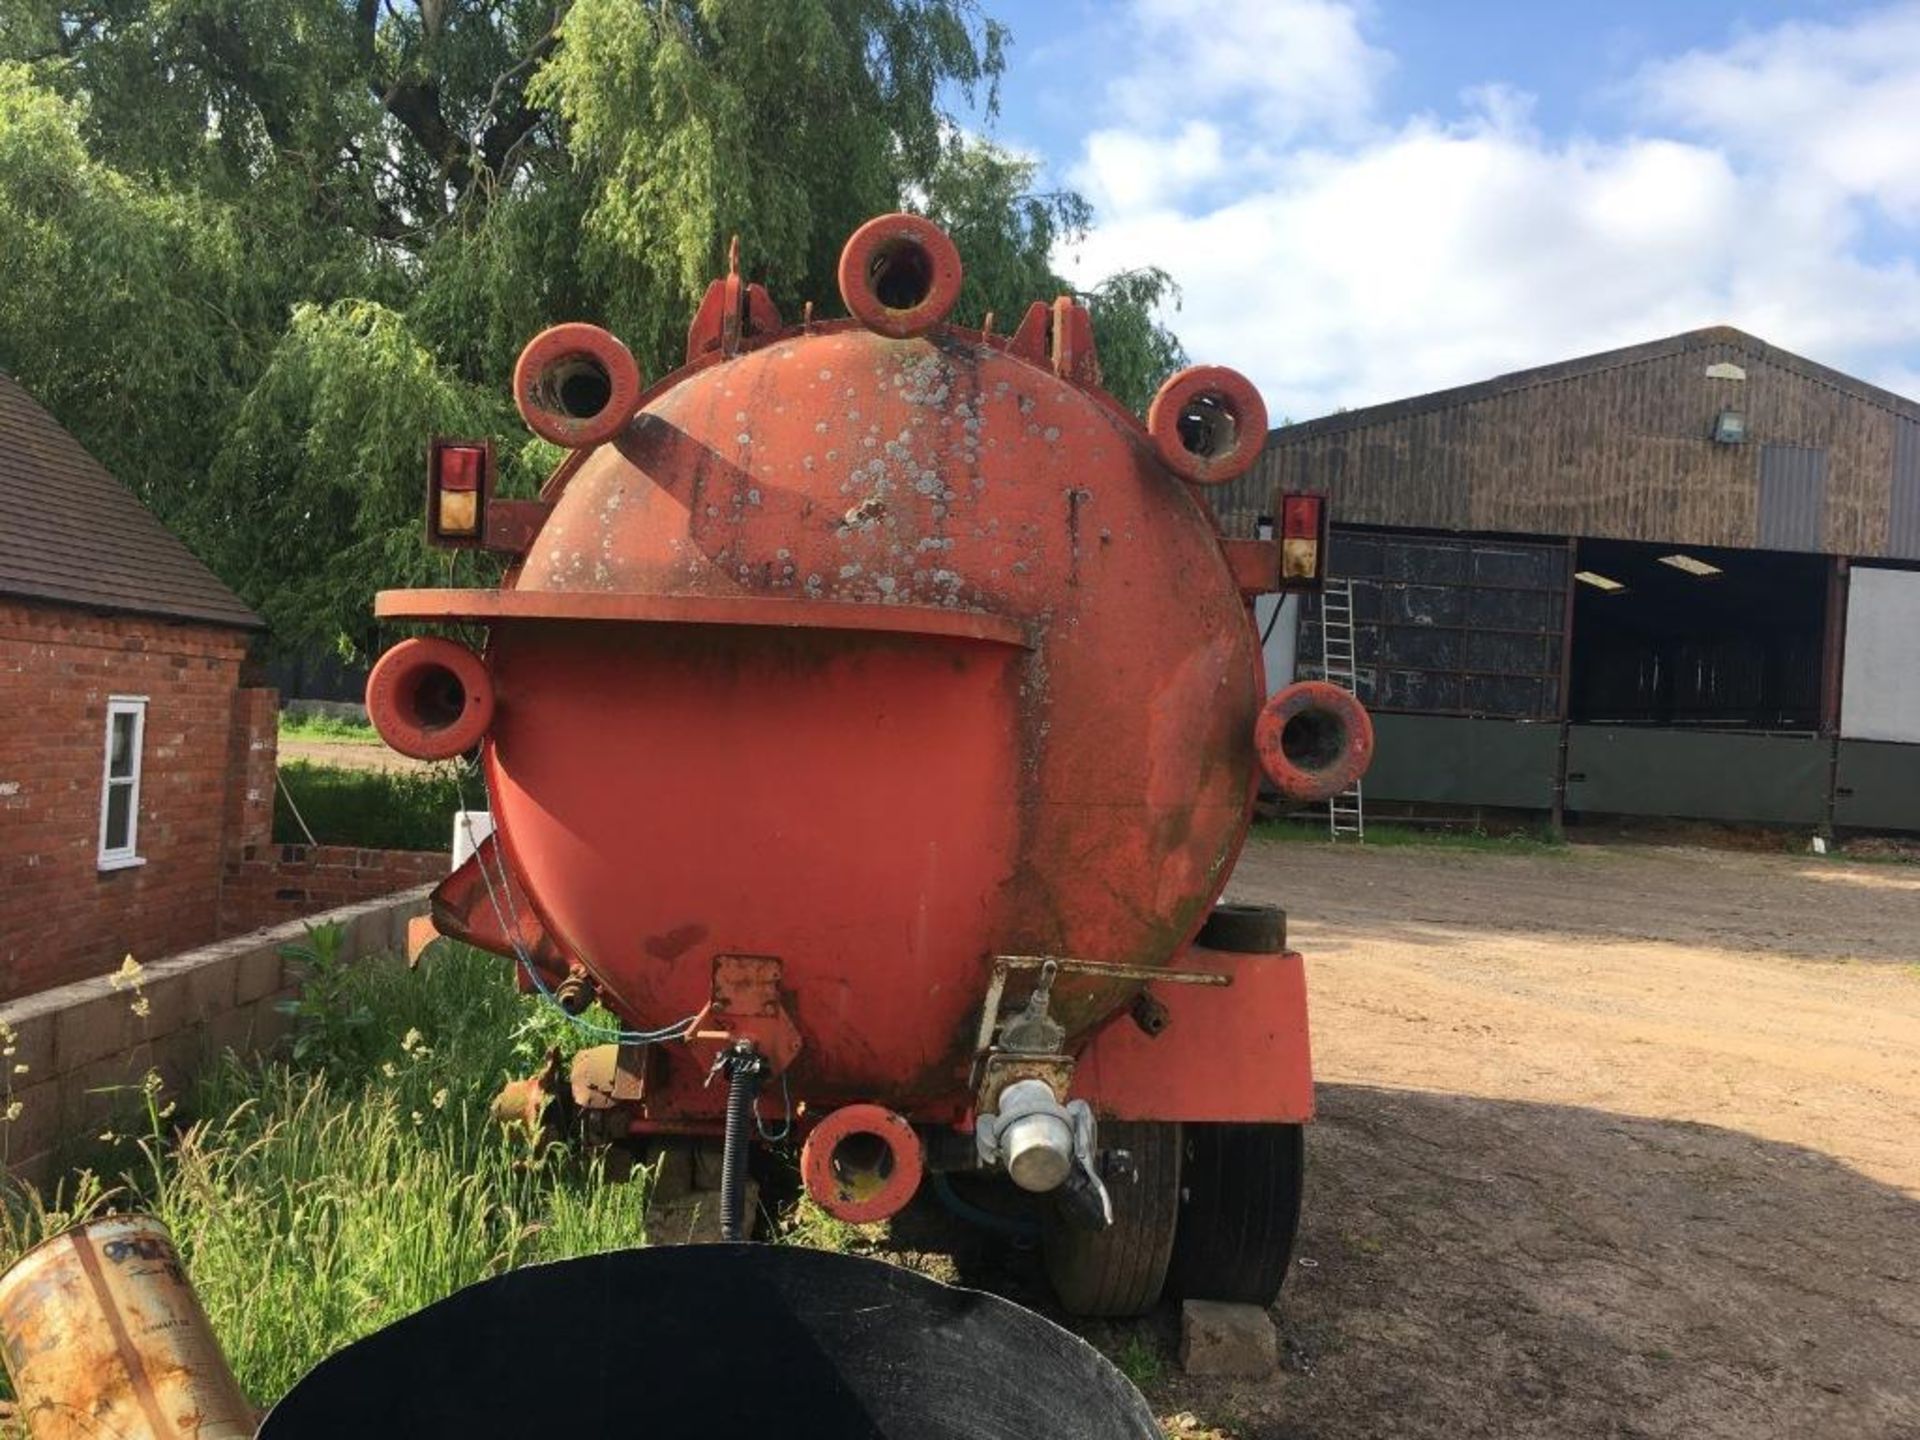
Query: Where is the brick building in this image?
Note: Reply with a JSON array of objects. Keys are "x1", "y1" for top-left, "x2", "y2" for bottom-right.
[{"x1": 0, "y1": 373, "x2": 445, "y2": 1001}]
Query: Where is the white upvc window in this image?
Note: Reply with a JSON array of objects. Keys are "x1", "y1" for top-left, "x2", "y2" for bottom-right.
[{"x1": 97, "y1": 696, "x2": 148, "y2": 871}]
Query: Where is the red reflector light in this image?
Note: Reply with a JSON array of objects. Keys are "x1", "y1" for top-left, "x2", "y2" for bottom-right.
[
  {"x1": 430, "y1": 439, "x2": 489, "y2": 542},
  {"x1": 1281, "y1": 494, "x2": 1322, "y2": 540},
  {"x1": 437, "y1": 444, "x2": 485, "y2": 492}
]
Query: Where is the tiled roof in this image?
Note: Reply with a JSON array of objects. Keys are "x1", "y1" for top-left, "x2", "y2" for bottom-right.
[{"x1": 0, "y1": 372, "x2": 261, "y2": 630}]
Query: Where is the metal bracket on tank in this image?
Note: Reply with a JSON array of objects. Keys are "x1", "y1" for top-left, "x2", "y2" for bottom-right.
[
  {"x1": 686, "y1": 954, "x2": 803, "y2": 1076},
  {"x1": 971, "y1": 954, "x2": 1232, "y2": 1068},
  {"x1": 966, "y1": 955, "x2": 1234, "y2": 1222}
]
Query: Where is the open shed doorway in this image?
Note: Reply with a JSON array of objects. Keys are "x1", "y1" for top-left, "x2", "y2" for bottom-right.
[{"x1": 1568, "y1": 538, "x2": 1828, "y2": 732}]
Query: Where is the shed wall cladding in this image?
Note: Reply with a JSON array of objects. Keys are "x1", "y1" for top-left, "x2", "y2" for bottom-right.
[
  {"x1": 1757, "y1": 444, "x2": 1829, "y2": 550},
  {"x1": 1295, "y1": 528, "x2": 1567, "y2": 718},
  {"x1": 1226, "y1": 330, "x2": 1920, "y2": 558},
  {"x1": 1892, "y1": 417, "x2": 1920, "y2": 560}
]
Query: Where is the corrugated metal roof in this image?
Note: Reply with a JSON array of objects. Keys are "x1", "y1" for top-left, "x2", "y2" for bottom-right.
[
  {"x1": 1758, "y1": 444, "x2": 1828, "y2": 552},
  {"x1": 1891, "y1": 417, "x2": 1920, "y2": 561},
  {"x1": 1215, "y1": 326, "x2": 1920, "y2": 558},
  {"x1": 0, "y1": 372, "x2": 260, "y2": 630},
  {"x1": 1267, "y1": 327, "x2": 1920, "y2": 445}
]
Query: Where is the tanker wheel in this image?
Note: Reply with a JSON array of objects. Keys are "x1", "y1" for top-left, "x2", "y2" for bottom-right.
[
  {"x1": 1166, "y1": 1122, "x2": 1305, "y2": 1306},
  {"x1": 1041, "y1": 1120, "x2": 1182, "y2": 1318}
]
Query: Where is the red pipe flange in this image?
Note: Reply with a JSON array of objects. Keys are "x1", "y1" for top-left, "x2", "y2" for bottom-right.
[
  {"x1": 837, "y1": 214, "x2": 964, "y2": 340},
  {"x1": 1147, "y1": 364, "x2": 1269, "y2": 485},
  {"x1": 512, "y1": 322, "x2": 643, "y2": 449},
  {"x1": 1255, "y1": 680, "x2": 1375, "y2": 808},
  {"x1": 800, "y1": 1103, "x2": 925, "y2": 1224},
  {"x1": 365, "y1": 636, "x2": 495, "y2": 762}
]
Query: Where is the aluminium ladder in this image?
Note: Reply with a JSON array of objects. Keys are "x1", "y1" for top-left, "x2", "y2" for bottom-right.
[{"x1": 1319, "y1": 577, "x2": 1365, "y2": 840}]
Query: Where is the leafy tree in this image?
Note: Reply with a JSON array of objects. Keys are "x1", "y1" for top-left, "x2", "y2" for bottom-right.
[{"x1": 0, "y1": 1, "x2": 1183, "y2": 658}]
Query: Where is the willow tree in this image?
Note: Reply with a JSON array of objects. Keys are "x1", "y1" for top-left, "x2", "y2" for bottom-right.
[{"x1": 0, "y1": 1, "x2": 1182, "y2": 656}]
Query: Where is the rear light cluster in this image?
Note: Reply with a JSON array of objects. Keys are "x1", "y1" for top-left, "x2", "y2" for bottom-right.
[
  {"x1": 1279, "y1": 493, "x2": 1326, "y2": 585},
  {"x1": 429, "y1": 439, "x2": 492, "y2": 544}
]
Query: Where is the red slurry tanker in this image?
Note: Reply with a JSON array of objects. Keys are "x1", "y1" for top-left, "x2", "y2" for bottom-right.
[{"x1": 369, "y1": 213, "x2": 1373, "y2": 1316}]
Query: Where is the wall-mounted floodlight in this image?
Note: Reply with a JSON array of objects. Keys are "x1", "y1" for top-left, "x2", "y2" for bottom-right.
[
  {"x1": 1711, "y1": 408, "x2": 1746, "y2": 444},
  {"x1": 1658, "y1": 553, "x2": 1723, "y2": 577},
  {"x1": 1575, "y1": 570, "x2": 1626, "y2": 593}
]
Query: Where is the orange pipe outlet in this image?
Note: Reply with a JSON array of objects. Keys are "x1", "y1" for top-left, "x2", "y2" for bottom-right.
[
  {"x1": 365, "y1": 636, "x2": 494, "y2": 762},
  {"x1": 1147, "y1": 364, "x2": 1269, "y2": 486},
  {"x1": 837, "y1": 213, "x2": 963, "y2": 340},
  {"x1": 1255, "y1": 680, "x2": 1375, "y2": 809},
  {"x1": 512, "y1": 322, "x2": 643, "y2": 449},
  {"x1": 800, "y1": 1104, "x2": 925, "y2": 1224}
]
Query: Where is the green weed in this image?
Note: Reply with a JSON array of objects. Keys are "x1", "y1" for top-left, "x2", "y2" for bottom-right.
[
  {"x1": 779, "y1": 1193, "x2": 885, "y2": 1255},
  {"x1": 1115, "y1": 1331, "x2": 1165, "y2": 1387}
]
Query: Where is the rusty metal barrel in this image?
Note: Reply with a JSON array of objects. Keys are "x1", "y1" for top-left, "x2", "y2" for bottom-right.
[
  {"x1": 0, "y1": 1215, "x2": 254, "y2": 1440},
  {"x1": 259, "y1": 1244, "x2": 1159, "y2": 1439}
]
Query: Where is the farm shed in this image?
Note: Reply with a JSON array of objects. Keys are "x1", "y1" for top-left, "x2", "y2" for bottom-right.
[{"x1": 1213, "y1": 327, "x2": 1920, "y2": 833}]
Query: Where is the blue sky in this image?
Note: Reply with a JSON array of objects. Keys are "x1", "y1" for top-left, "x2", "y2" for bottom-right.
[{"x1": 955, "y1": 1, "x2": 1920, "y2": 421}]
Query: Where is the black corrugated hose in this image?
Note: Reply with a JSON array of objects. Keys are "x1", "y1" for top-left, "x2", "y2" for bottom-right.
[{"x1": 719, "y1": 1044, "x2": 766, "y2": 1242}]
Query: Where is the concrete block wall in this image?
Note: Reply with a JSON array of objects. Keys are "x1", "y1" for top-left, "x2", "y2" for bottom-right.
[{"x1": 0, "y1": 887, "x2": 431, "y2": 1191}]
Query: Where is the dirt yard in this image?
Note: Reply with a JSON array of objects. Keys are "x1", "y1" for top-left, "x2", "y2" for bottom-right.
[
  {"x1": 277, "y1": 737, "x2": 429, "y2": 773},
  {"x1": 1136, "y1": 838, "x2": 1920, "y2": 1439}
]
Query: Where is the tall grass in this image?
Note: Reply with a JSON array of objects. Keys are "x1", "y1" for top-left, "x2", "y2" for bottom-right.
[
  {"x1": 0, "y1": 940, "x2": 650, "y2": 1410},
  {"x1": 273, "y1": 758, "x2": 468, "y2": 850}
]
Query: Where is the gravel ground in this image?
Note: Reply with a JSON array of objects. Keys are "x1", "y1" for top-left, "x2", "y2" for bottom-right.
[{"x1": 1141, "y1": 838, "x2": 1920, "y2": 1439}]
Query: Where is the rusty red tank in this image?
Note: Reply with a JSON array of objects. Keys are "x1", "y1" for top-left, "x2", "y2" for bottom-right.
[{"x1": 371, "y1": 213, "x2": 1372, "y2": 1316}]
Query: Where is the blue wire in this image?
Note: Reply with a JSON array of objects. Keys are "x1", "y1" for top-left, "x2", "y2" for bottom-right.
[
  {"x1": 513, "y1": 951, "x2": 700, "y2": 1047},
  {"x1": 453, "y1": 770, "x2": 699, "y2": 1048}
]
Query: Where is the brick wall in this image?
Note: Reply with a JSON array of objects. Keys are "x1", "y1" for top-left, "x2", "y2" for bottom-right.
[
  {"x1": 0, "y1": 600, "x2": 254, "y2": 1000},
  {"x1": 0, "y1": 889, "x2": 431, "y2": 1189},
  {"x1": 220, "y1": 844, "x2": 448, "y2": 935},
  {"x1": 222, "y1": 684, "x2": 277, "y2": 871},
  {"x1": 0, "y1": 597, "x2": 455, "y2": 1005}
]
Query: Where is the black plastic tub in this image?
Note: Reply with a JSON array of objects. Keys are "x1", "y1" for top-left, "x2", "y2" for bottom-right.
[{"x1": 259, "y1": 1244, "x2": 1160, "y2": 1438}]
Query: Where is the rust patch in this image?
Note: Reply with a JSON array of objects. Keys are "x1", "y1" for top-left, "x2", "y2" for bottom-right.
[{"x1": 644, "y1": 923, "x2": 709, "y2": 961}]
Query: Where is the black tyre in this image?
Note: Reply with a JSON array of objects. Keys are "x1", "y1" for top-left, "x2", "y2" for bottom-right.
[
  {"x1": 1166, "y1": 1122, "x2": 1304, "y2": 1305},
  {"x1": 1195, "y1": 902, "x2": 1286, "y2": 954},
  {"x1": 1042, "y1": 1120, "x2": 1182, "y2": 1318}
]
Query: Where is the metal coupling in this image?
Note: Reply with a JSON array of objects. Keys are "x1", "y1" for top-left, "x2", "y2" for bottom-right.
[{"x1": 977, "y1": 1078, "x2": 1095, "y2": 1195}]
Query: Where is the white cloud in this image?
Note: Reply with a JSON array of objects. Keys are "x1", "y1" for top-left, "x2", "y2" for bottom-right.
[
  {"x1": 1107, "y1": 0, "x2": 1389, "y2": 137},
  {"x1": 1639, "y1": 8, "x2": 1920, "y2": 223},
  {"x1": 1058, "y1": 2, "x2": 1920, "y2": 420},
  {"x1": 1077, "y1": 121, "x2": 1229, "y2": 218},
  {"x1": 1071, "y1": 0, "x2": 1389, "y2": 221}
]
